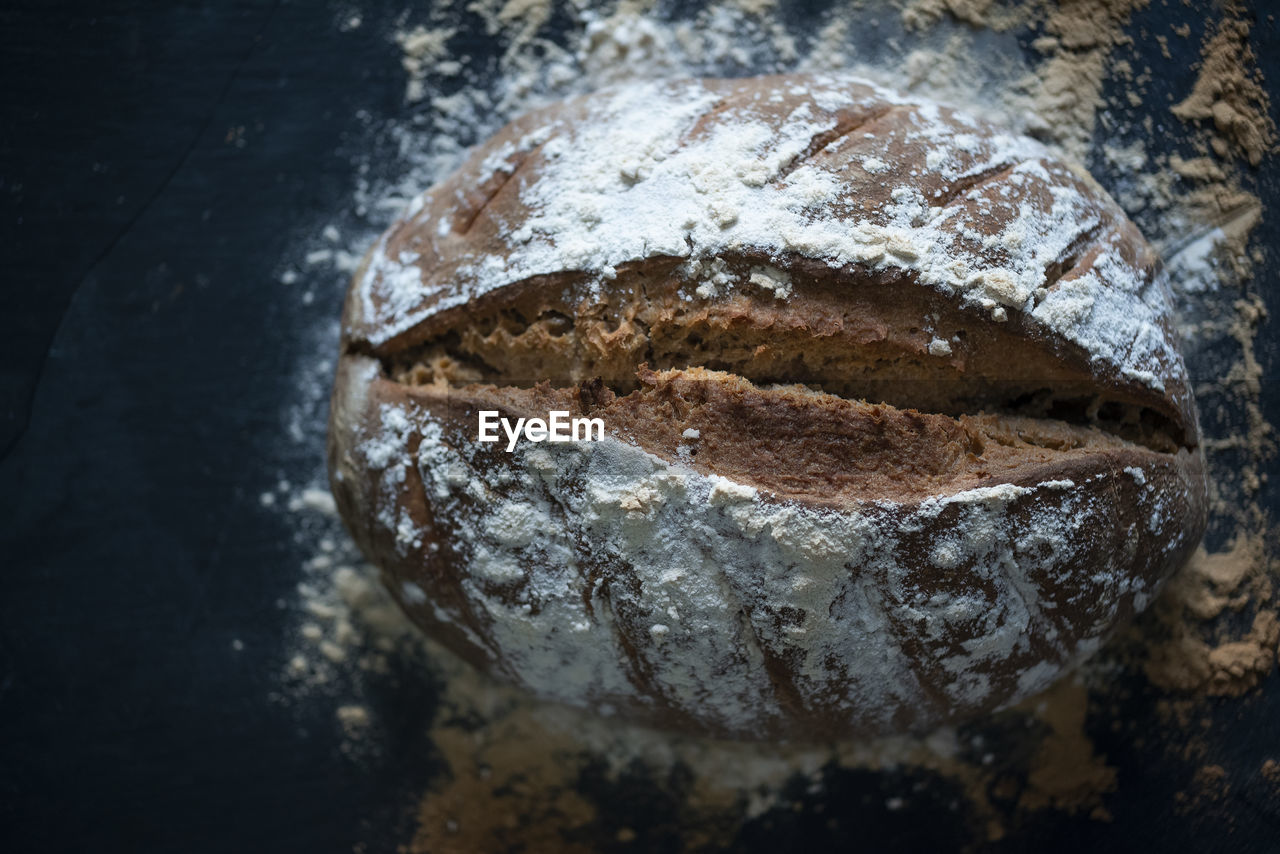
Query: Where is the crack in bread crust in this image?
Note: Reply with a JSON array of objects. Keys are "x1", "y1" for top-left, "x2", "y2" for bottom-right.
[
  {"x1": 371, "y1": 256, "x2": 1193, "y2": 455},
  {"x1": 773, "y1": 104, "x2": 903, "y2": 181},
  {"x1": 927, "y1": 161, "x2": 1021, "y2": 208},
  {"x1": 390, "y1": 365, "x2": 1183, "y2": 506}
]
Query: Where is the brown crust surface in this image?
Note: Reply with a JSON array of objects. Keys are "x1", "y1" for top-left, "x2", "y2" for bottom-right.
[
  {"x1": 327, "y1": 73, "x2": 1209, "y2": 739},
  {"x1": 343, "y1": 75, "x2": 1196, "y2": 441},
  {"x1": 328, "y1": 357, "x2": 1207, "y2": 738}
]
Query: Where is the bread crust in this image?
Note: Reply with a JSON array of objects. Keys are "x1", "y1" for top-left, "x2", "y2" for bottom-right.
[{"x1": 328, "y1": 73, "x2": 1208, "y2": 739}]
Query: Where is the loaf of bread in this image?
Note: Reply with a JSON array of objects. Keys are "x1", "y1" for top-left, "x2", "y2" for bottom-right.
[{"x1": 328, "y1": 73, "x2": 1207, "y2": 739}]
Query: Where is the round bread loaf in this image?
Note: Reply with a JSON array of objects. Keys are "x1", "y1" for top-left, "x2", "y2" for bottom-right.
[{"x1": 328, "y1": 73, "x2": 1207, "y2": 739}]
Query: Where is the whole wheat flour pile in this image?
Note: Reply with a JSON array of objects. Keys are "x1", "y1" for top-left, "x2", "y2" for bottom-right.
[{"x1": 265, "y1": 0, "x2": 1277, "y2": 849}]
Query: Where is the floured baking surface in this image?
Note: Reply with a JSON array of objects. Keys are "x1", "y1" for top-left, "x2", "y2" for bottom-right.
[{"x1": 265, "y1": 0, "x2": 1277, "y2": 849}]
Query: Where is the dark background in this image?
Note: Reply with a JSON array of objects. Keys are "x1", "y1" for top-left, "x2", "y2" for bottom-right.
[{"x1": 2, "y1": 1, "x2": 1278, "y2": 852}]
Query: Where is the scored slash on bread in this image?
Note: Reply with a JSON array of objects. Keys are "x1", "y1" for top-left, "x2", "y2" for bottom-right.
[{"x1": 328, "y1": 73, "x2": 1207, "y2": 739}]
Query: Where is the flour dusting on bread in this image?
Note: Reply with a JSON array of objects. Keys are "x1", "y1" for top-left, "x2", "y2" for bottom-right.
[
  {"x1": 355, "y1": 75, "x2": 1182, "y2": 401},
  {"x1": 328, "y1": 73, "x2": 1207, "y2": 739}
]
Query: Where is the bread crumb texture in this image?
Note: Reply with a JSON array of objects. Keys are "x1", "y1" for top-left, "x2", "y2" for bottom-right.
[{"x1": 266, "y1": 0, "x2": 1277, "y2": 849}]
